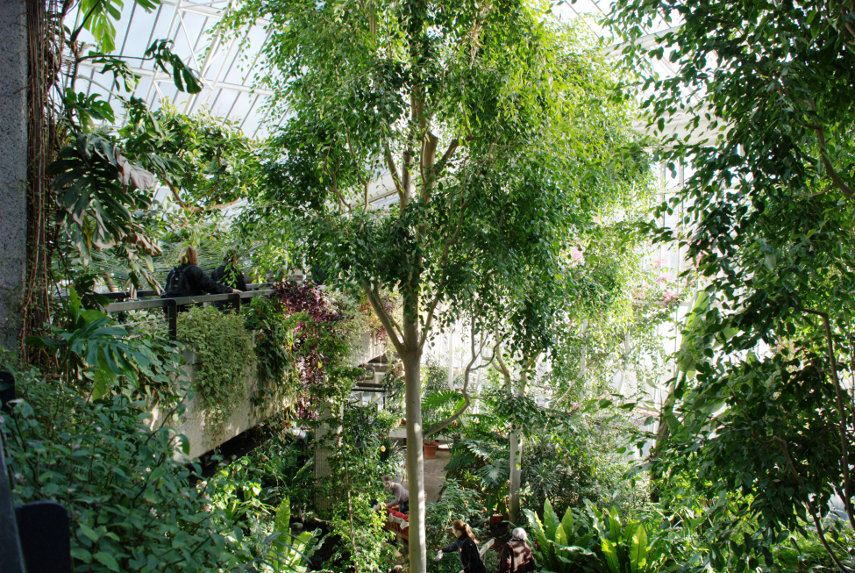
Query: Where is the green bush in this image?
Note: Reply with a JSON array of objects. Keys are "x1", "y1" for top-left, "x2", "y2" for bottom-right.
[
  {"x1": 316, "y1": 403, "x2": 400, "y2": 572},
  {"x1": 0, "y1": 378, "x2": 243, "y2": 572},
  {"x1": 426, "y1": 480, "x2": 490, "y2": 573},
  {"x1": 525, "y1": 499, "x2": 680, "y2": 573},
  {"x1": 177, "y1": 305, "x2": 254, "y2": 432},
  {"x1": 243, "y1": 297, "x2": 301, "y2": 409}
]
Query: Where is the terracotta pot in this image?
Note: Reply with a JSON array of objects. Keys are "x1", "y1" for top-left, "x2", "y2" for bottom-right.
[{"x1": 423, "y1": 440, "x2": 439, "y2": 459}]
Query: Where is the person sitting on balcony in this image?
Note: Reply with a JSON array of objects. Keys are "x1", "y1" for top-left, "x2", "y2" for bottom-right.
[
  {"x1": 382, "y1": 475, "x2": 409, "y2": 514},
  {"x1": 211, "y1": 248, "x2": 248, "y2": 291},
  {"x1": 162, "y1": 247, "x2": 240, "y2": 301}
]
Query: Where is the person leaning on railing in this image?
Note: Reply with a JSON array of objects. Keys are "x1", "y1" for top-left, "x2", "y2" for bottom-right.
[
  {"x1": 211, "y1": 248, "x2": 247, "y2": 292},
  {"x1": 162, "y1": 247, "x2": 241, "y2": 305}
]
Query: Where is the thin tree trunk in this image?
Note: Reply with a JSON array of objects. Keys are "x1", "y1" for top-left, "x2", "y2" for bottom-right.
[
  {"x1": 508, "y1": 429, "x2": 523, "y2": 523},
  {"x1": 509, "y1": 367, "x2": 529, "y2": 524},
  {"x1": 403, "y1": 345, "x2": 426, "y2": 573}
]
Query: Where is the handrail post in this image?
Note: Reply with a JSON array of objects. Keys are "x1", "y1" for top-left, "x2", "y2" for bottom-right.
[
  {"x1": 0, "y1": 409, "x2": 26, "y2": 573},
  {"x1": 166, "y1": 299, "x2": 178, "y2": 339},
  {"x1": 230, "y1": 292, "x2": 241, "y2": 313}
]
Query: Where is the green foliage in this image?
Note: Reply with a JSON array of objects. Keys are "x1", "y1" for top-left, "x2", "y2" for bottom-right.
[
  {"x1": 315, "y1": 403, "x2": 400, "y2": 572},
  {"x1": 74, "y1": 0, "x2": 159, "y2": 53},
  {"x1": 121, "y1": 104, "x2": 256, "y2": 213},
  {"x1": 144, "y1": 40, "x2": 202, "y2": 94},
  {"x1": 209, "y1": 456, "x2": 272, "y2": 530},
  {"x1": 0, "y1": 378, "x2": 241, "y2": 572},
  {"x1": 243, "y1": 297, "x2": 301, "y2": 409},
  {"x1": 49, "y1": 132, "x2": 160, "y2": 270},
  {"x1": 23, "y1": 288, "x2": 181, "y2": 403},
  {"x1": 444, "y1": 413, "x2": 511, "y2": 515},
  {"x1": 422, "y1": 361, "x2": 465, "y2": 436},
  {"x1": 177, "y1": 305, "x2": 254, "y2": 433},
  {"x1": 425, "y1": 480, "x2": 489, "y2": 573},
  {"x1": 525, "y1": 500, "x2": 675, "y2": 573},
  {"x1": 270, "y1": 497, "x2": 315, "y2": 572},
  {"x1": 202, "y1": 418, "x2": 319, "y2": 570},
  {"x1": 608, "y1": 0, "x2": 855, "y2": 565}
]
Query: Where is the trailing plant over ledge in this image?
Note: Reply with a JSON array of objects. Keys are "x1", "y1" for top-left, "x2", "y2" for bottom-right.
[
  {"x1": 177, "y1": 305, "x2": 254, "y2": 433},
  {"x1": 243, "y1": 296, "x2": 301, "y2": 411}
]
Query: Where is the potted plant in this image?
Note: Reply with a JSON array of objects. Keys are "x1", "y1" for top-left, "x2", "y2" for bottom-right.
[{"x1": 423, "y1": 439, "x2": 439, "y2": 459}]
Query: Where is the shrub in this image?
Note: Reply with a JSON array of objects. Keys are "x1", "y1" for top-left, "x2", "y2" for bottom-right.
[
  {"x1": 0, "y1": 378, "x2": 242, "y2": 572},
  {"x1": 243, "y1": 296, "x2": 301, "y2": 410}
]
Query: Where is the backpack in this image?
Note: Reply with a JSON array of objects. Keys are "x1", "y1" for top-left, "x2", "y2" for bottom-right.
[{"x1": 162, "y1": 265, "x2": 189, "y2": 297}]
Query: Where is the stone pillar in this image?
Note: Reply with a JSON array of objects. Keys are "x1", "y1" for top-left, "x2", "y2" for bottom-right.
[
  {"x1": 313, "y1": 400, "x2": 343, "y2": 513},
  {"x1": 0, "y1": 0, "x2": 28, "y2": 352}
]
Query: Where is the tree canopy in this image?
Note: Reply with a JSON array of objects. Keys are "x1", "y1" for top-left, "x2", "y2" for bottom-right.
[
  {"x1": 224, "y1": 1, "x2": 651, "y2": 570},
  {"x1": 609, "y1": 0, "x2": 855, "y2": 567}
]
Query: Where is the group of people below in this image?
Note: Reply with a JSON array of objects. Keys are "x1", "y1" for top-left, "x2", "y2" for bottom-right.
[
  {"x1": 162, "y1": 247, "x2": 247, "y2": 299},
  {"x1": 378, "y1": 477, "x2": 534, "y2": 573},
  {"x1": 437, "y1": 521, "x2": 536, "y2": 573}
]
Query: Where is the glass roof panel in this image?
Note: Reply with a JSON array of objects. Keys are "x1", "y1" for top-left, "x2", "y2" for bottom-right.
[{"x1": 72, "y1": 0, "x2": 691, "y2": 142}]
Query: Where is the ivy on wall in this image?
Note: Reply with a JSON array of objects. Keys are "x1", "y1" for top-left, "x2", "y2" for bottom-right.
[
  {"x1": 177, "y1": 305, "x2": 254, "y2": 433},
  {"x1": 243, "y1": 296, "x2": 302, "y2": 412}
]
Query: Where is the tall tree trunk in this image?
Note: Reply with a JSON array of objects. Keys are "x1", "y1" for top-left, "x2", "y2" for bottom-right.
[
  {"x1": 508, "y1": 368, "x2": 528, "y2": 524},
  {"x1": 403, "y1": 342, "x2": 426, "y2": 573},
  {"x1": 0, "y1": 0, "x2": 28, "y2": 354},
  {"x1": 508, "y1": 429, "x2": 523, "y2": 523},
  {"x1": 398, "y1": 276, "x2": 426, "y2": 573}
]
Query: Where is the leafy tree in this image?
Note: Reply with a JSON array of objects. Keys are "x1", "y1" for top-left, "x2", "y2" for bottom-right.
[
  {"x1": 224, "y1": 2, "x2": 649, "y2": 570},
  {"x1": 609, "y1": 0, "x2": 855, "y2": 567},
  {"x1": 121, "y1": 104, "x2": 259, "y2": 214}
]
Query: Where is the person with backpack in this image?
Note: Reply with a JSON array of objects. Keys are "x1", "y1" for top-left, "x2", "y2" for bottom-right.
[
  {"x1": 211, "y1": 248, "x2": 248, "y2": 291},
  {"x1": 498, "y1": 528, "x2": 536, "y2": 573},
  {"x1": 162, "y1": 247, "x2": 240, "y2": 305}
]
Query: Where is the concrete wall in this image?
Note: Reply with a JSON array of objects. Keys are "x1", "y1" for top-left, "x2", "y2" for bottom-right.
[
  {"x1": 0, "y1": 0, "x2": 28, "y2": 352},
  {"x1": 149, "y1": 350, "x2": 288, "y2": 461},
  {"x1": 153, "y1": 332, "x2": 387, "y2": 460}
]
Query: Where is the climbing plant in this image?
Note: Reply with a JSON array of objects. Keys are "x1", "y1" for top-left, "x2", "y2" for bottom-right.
[{"x1": 177, "y1": 305, "x2": 254, "y2": 433}]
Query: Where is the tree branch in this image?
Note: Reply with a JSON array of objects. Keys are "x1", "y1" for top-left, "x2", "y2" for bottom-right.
[
  {"x1": 166, "y1": 181, "x2": 241, "y2": 213},
  {"x1": 418, "y1": 293, "x2": 443, "y2": 350},
  {"x1": 362, "y1": 281, "x2": 404, "y2": 353},
  {"x1": 420, "y1": 132, "x2": 439, "y2": 199},
  {"x1": 344, "y1": 129, "x2": 369, "y2": 210},
  {"x1": 425, "y1": 323, "x2": 501, "y2": 438},
  {"x1": 805, "y1": 101, "x2": 855, "y2": 202},
  {"x1": 384, "y1": 145, "x2": 405, "y2": 205},
  {"x1": 799, "y1": 307, "x2": 855, "y2": 531},
  {"x1": 434, "y1": 137, "x2": 460, "y2": 177}
]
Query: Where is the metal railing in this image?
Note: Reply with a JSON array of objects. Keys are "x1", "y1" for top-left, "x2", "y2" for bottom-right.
[{"x1": 103, "y1": 284, "x2": 275, "y2": 339}]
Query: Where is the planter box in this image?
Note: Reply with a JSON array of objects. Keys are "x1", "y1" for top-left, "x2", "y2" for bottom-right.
[{"x1": 148, "y1": 350, "x2": 286, "y2": 460}]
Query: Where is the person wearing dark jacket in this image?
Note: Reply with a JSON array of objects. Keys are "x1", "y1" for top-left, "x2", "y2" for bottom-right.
[
  {"x1": 435, "y1": 520, "x2": 487, "y2": 573},
  {"x1": 162, "y1": 247, "x2": 240, "y2": 300},
  {"x1": 211, "y1": 249, "x2": 248, "y2": 291},
  {"x1": 498, "y1": 528, "x2": 536, "y2": 573}
]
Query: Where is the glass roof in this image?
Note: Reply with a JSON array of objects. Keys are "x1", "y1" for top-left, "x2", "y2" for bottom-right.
[
  {"x1": 70, "y1": 0, "x2": 686, "y2": 141},
  {"x1": 72, "y1": 0, "x2": 274, "y2": 138}
]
